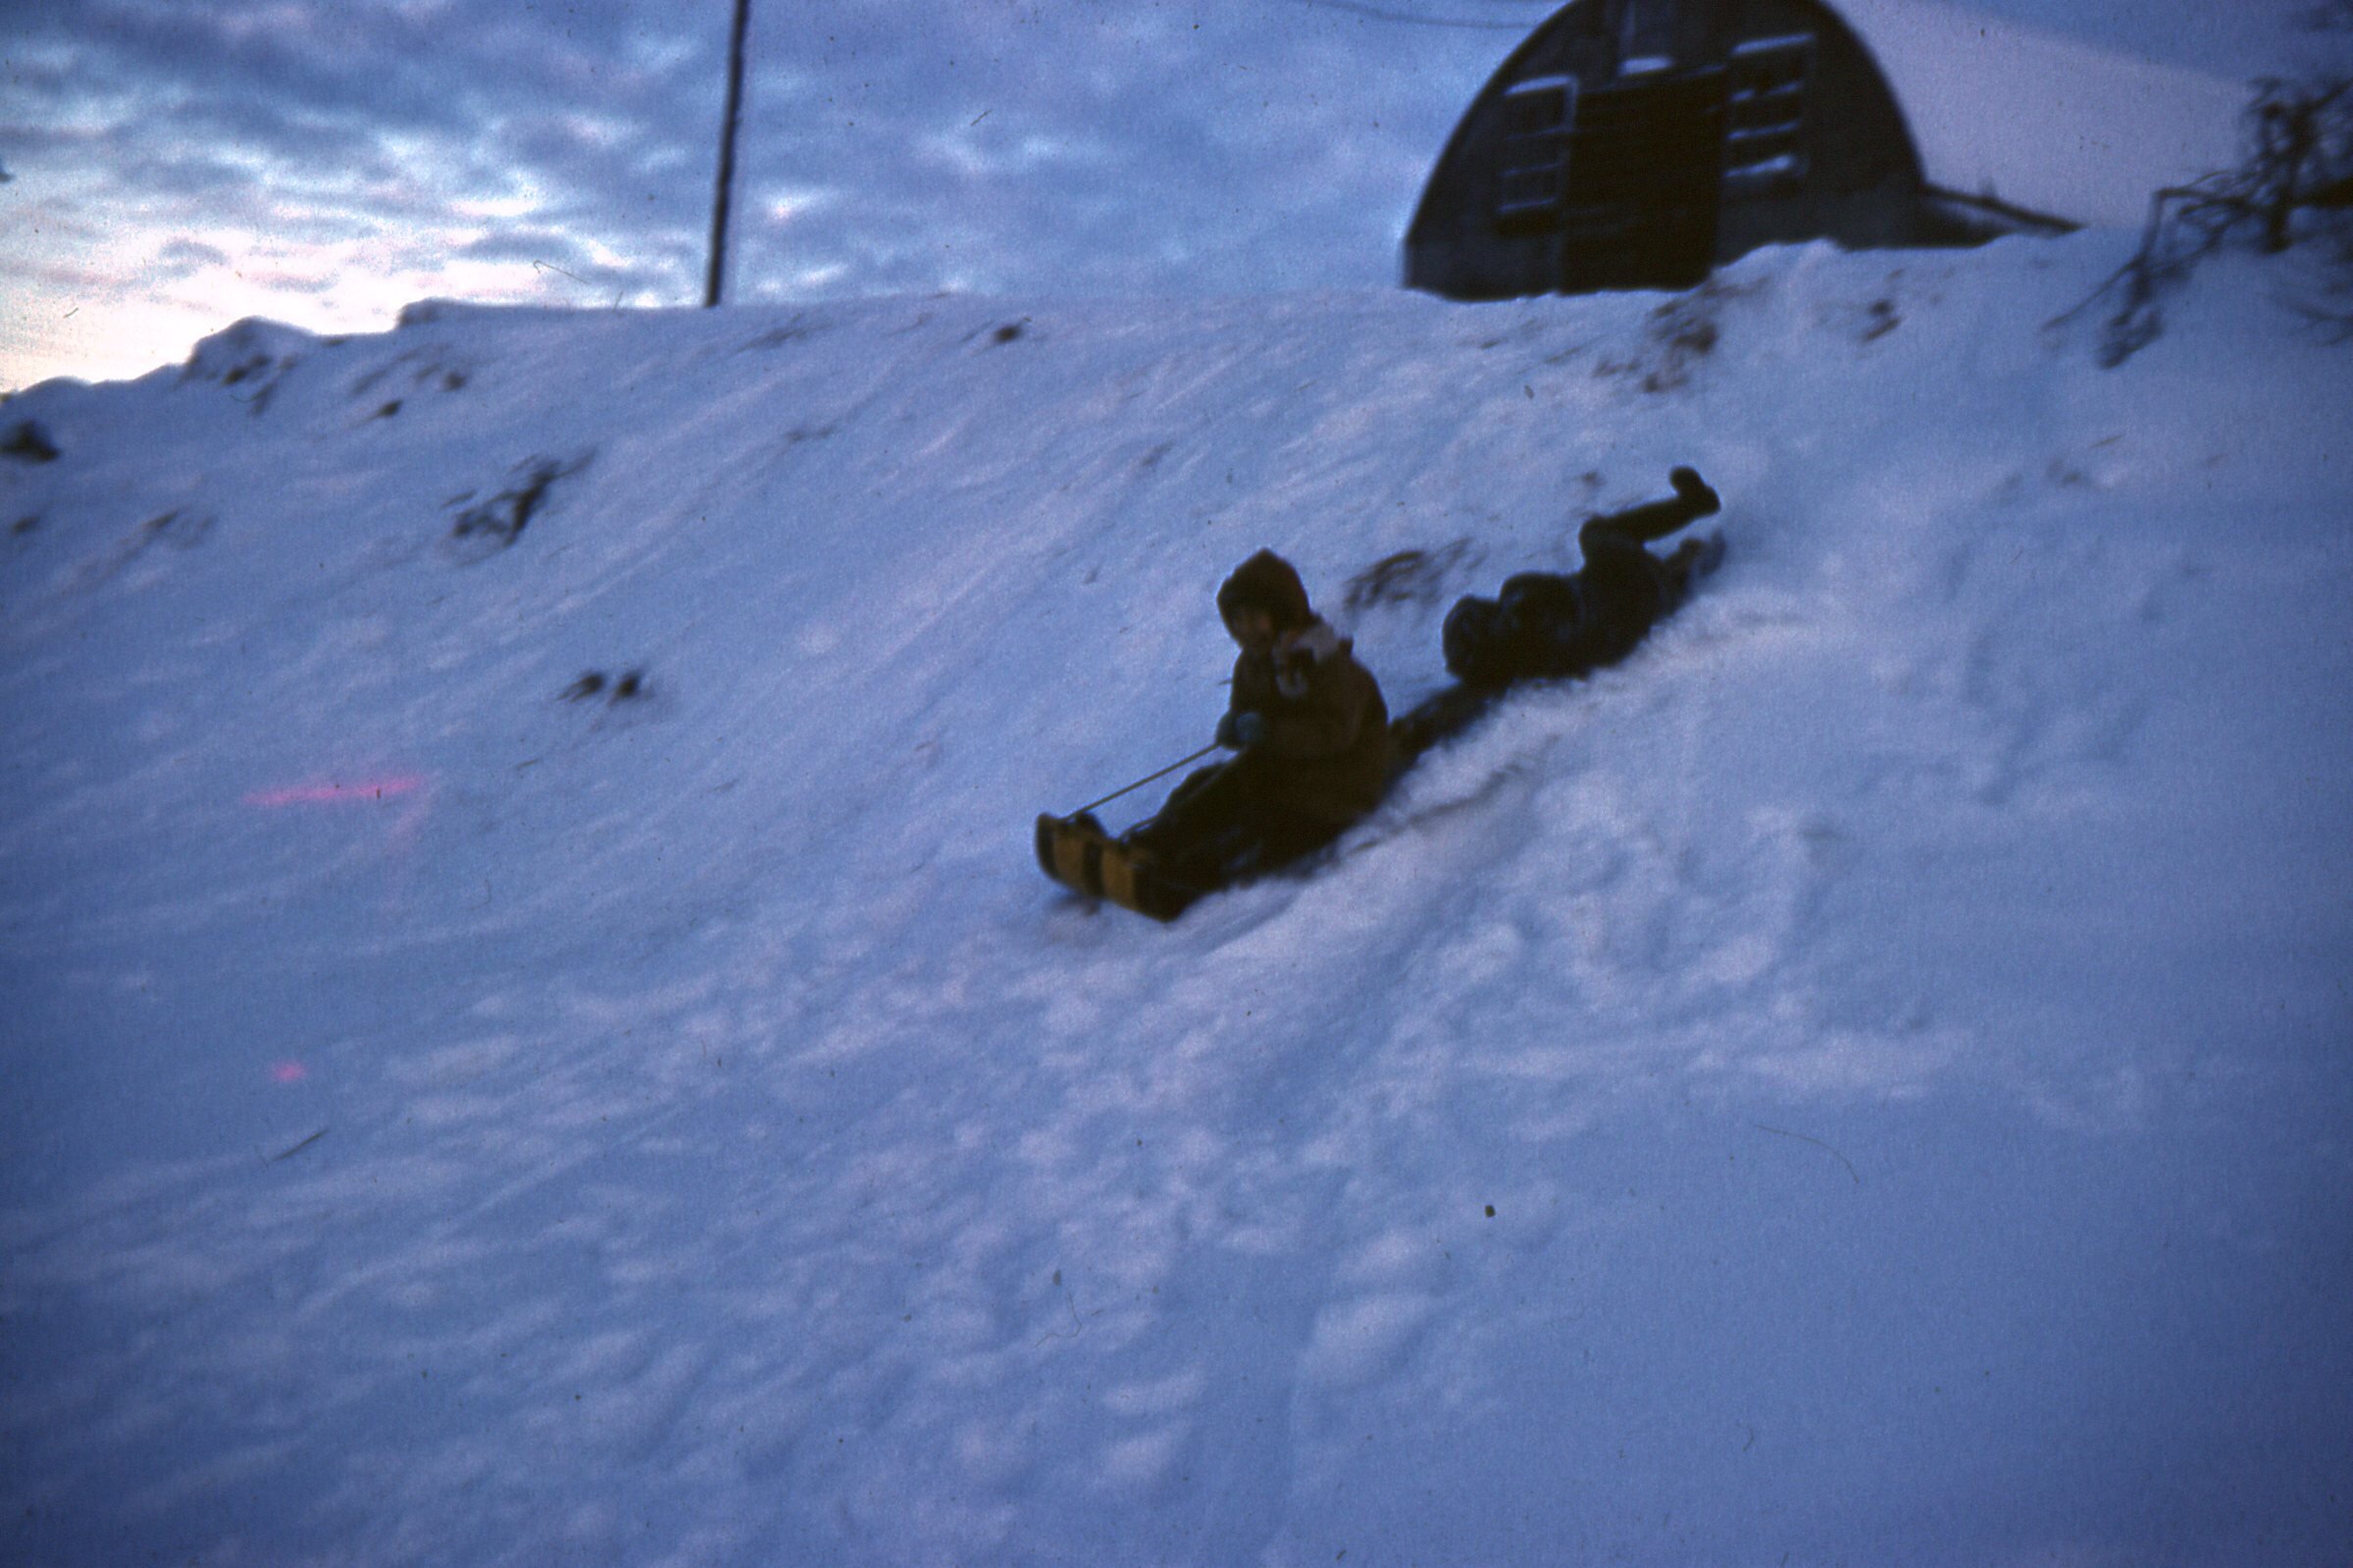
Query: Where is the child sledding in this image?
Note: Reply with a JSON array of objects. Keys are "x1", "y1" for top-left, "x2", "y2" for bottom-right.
[
  {"x1": 1037, "y1": 550, "x2": 1391, "y2": 921},
  {"x1": 1037, "y1": 467, "x2": 1723, "y2": 920},
  {"x1": 1392, "y1": 465, "x2": 1721, "y2": 761}
]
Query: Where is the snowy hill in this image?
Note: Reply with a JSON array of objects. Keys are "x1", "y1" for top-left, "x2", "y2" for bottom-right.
[{"x1": 3, "y1": 236, "x2": 2349, "y2": 1566}]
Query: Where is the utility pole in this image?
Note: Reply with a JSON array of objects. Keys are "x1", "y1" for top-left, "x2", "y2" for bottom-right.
[{"x1": 705, "y1": 0, "x2": 752, "y2": 308}]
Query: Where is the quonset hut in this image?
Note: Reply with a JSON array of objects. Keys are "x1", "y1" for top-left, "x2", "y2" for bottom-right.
[{"x1": 1403, "y1": 0, "x2": 2250, "y2": 300}]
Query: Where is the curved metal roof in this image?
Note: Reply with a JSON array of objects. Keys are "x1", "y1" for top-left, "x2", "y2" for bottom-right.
[{"x1": 1835, "y1": 0, "x2": 2249, "y2": 228}]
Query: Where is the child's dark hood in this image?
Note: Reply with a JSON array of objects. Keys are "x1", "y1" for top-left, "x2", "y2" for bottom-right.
[{"x1": 1217, "y1": 550, "x2": 1315, "y2": 632}]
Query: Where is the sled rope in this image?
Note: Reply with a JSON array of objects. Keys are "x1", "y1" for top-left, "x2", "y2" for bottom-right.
[{"x1": 1061, "y1": 743, "x2": 1221, "y2": 821}]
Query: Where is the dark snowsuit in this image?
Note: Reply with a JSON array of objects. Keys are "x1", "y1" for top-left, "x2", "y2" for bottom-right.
[
  {"x1": 1127, "y1": 552, "x2": 1390, "y2": 891},
  {"x1": 1388, "y1": 468, "x2": 1723, "y2": 764},
  {"x1": 1441, "y1": 468, "x2": 1720, "y2": 688}
]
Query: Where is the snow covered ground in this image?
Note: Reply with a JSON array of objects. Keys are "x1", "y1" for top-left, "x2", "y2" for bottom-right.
[{"x1": 2, "y1": 233, "x2": 2348, "y2": 1566}]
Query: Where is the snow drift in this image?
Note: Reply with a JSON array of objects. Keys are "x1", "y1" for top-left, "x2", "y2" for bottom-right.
[{"x1": 2, "y1": 234, "x2": 2348, "y2": 1566}]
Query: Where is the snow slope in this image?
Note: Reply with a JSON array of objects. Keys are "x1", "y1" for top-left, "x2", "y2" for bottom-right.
[{"x1": 2, "y1": 235, "x2": 2349, "y2": 1566}]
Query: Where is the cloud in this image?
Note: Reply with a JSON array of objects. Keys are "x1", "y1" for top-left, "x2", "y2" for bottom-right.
[
  {"x1": 0, "y1": 2, "x2": 730, "y2": 377},
  {"x1": 717, "y1": 0, "x2": 1501, "y2": 300},
  {"x1": 154, "y1": 238, "x2": 231, "y2": 278},
  {"x1": 3, "y1": 0, "x2": 1520, "y2": 388}
]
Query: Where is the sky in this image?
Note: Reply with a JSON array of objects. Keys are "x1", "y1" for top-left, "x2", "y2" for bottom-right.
[{"x1": 1, "y1": 0, "x2": 2341, "y2": 391}]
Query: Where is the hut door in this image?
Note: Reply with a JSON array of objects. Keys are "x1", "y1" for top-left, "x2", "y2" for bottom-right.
[{"x1": 1556, "y1": 66, "x2": 1727, "y2": 291}]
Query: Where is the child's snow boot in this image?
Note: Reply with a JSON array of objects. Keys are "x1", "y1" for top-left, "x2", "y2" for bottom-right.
[{"x1": 1668, "y1": 465, "x2": 1720, "y2": 518}]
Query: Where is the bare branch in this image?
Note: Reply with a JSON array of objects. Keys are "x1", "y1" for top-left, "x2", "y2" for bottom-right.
[{"x1": 2050, "y1": 76, "x2": 2353, "y2": 364}]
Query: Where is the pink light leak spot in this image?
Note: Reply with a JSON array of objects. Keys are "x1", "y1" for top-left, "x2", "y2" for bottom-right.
[
  {"x1": 245, "y1": 774, "x2": 429, "y2": 809},
  {"x1": 270, "y1": 1061, "x2": 310, "y2": 1085}
]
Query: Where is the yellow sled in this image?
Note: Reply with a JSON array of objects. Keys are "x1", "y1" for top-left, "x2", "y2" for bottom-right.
[{"x1": 1034, "y1": 813, "x2": 1202, "y2": 922}]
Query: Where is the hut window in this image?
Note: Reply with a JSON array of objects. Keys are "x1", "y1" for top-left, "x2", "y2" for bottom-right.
[
  {"x1": 1723, "y1": 32, "x2": 1814, "y2": 198},
  {"x1": 1495, "y1": 76, "x2": 1575, "y2": 227},
  {"x1": 1617, "y1": 0, "x2": 1682, "y2": 76}
]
